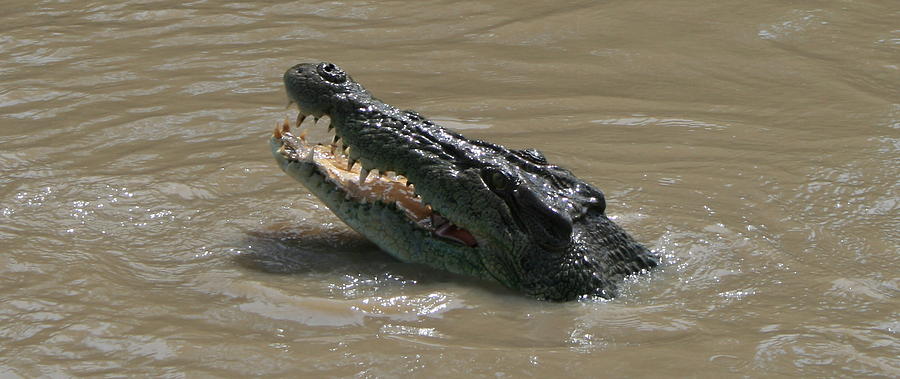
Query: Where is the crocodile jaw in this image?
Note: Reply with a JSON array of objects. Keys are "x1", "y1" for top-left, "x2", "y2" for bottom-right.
[{"x1": 271, "y1": 118, "x2": 481, "y2": 249}]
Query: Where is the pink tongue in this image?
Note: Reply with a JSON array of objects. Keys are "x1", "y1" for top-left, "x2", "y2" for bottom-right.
[{"x1": 435, "y1": 223, "x2": 478, "y2": 247}]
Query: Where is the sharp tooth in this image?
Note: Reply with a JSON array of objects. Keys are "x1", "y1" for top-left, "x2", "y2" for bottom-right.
[
  {"x1": 296, "y1": 114, "x2": 306, "y2": 127},
  {"x1": 299, "y1": 129, "x2": 308, "y2": 141},
  {"x1": 285, "y1": 100, "x2": 294, "y2": 109},
  {"x1": 314, "y1": 116, "x2": 320, "y2": 125},
  {"x1": 347, "y1": 157, "x2": 357, "y2": 171},
  {"x1": 273, "y1": 122, "x2": 282, "y2": 139},
  {"x1": 332, "y1": 135, "x2": 340, "y2": 144},
  {"x1": 359, "y1": 168, "x2": 370, "y2": 183}
]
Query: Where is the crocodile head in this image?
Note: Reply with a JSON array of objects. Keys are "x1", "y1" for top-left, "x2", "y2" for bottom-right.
[{"x1": 271, "y1": 62, "x2": 657, "y2": 301}]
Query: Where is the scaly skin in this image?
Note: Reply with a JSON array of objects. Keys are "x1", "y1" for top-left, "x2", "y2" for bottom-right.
[{"x1": 271, "y1": 62, "x2": 657, "y2": 301}]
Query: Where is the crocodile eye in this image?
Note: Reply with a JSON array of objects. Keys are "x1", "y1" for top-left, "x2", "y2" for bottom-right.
[
  {"x1": 316, "y1": 62, "x2": 347, "y2": 84},
  {"x1": 491, "y1": 172, "x2": 508, "y2": 191},
  {"x1": 482, "y1": 168, "x2": 513, "y2": 194},
  {"x1": 517, "y1": 148, "x2": 547, "y2": 165}
]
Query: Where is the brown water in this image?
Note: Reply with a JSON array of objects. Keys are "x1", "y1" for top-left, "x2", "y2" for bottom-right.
[{"x1": 2, "y1": 0, "x2": 898, "y2": 376}]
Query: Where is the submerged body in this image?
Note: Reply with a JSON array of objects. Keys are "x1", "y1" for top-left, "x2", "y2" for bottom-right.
[{"x1": 271, "y1": 62, "x2": 657, "y2": 301}]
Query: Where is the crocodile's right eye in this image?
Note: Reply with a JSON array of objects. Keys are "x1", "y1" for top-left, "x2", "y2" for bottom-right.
[
  {"x1": 491, "y1": 172, "x2": 508, "y2": 191},
  {"x1": 481, "y1": 167, "x2": 515, "y2": 195},
  {"x1": 317, "y1": 62, "x2": 347, "y2": 84}
]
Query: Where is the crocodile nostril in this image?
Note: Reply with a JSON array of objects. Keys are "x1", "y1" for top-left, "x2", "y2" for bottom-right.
[{"x1": 316, "y1": 62, "x2": 347, "y2": 84}]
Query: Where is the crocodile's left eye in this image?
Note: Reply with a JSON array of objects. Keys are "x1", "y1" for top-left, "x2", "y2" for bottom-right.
[
  {"x1": 317, "y1": 62, "x2": 347, "y2": 84},
  {"x1": 516, "y1": 148, "x2": 547, "y2": 165}
]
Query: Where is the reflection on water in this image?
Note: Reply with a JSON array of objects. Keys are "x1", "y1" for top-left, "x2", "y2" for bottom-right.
[{"x1": 1, "y1": 0, "x2": 898, "y2": 376}]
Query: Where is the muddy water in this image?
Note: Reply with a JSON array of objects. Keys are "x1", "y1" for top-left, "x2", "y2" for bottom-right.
[{"x1": 2, "y1": 0, "x2": 897, "y2": 376}]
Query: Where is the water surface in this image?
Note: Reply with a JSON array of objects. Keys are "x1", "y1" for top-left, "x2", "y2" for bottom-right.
[{"x1": 1, "y1": 0, "x2": 898, "y2": 376}]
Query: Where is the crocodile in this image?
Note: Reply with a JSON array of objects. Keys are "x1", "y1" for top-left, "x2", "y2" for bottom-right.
[{"x1": 270, "y1": 62, "x2": 658, "y2": 301}]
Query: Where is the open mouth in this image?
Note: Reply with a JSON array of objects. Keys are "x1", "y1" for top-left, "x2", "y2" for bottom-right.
[{"x1": 272, "y1": 117, "x2": 478, "y2": 247}]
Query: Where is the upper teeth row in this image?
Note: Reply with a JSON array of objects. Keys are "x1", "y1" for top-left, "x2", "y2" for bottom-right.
[{"x1": 275, "y1": 111, "x2": 416, "y2": 189}]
